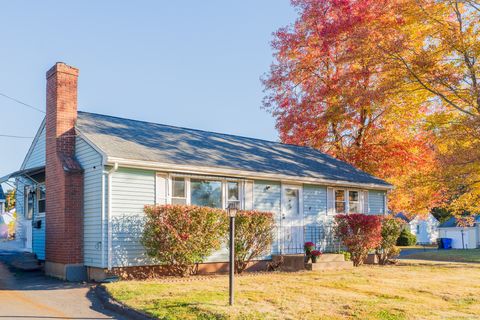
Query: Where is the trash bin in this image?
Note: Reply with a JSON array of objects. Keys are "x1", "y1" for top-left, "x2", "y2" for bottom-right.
[
  {"x1": 437, "y1": 238, "x2": 443, "y2": 249},
  {"x1": 441, "y1": 238, "x2": 452, "y2": 249}
]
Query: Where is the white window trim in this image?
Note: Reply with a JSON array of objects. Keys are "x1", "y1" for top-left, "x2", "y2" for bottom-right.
[
  {"x1": 165, "y1": 173, "x2": 242, "y2": 209},
  {"x1": 334, "y1": 188, "x2": 347, "y2": 214},
  {"x1": 170, "y1": 176, "x2": 189, "y2": 205},
  {"x1": 333, "y1": 188, "x2": 365, "y2": 214},
  {"x1": 348, "y1": 189, "x2": 361, "y2": 214},
  {"x1": 36, "y1": 183, "x2": 46, "y2": 217}
]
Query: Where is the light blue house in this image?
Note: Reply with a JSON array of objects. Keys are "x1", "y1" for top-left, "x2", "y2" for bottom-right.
[{"x1": 1, "y1": 62, "x2": 391, "y2": 280}]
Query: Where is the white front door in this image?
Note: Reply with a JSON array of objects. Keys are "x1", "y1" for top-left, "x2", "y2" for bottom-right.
[{"x1": 281, "y1": 185, "x2": 304, "y2": 254}]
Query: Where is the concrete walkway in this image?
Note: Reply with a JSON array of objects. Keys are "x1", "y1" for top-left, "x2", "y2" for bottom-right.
[{"x1": 0, "y1": 250, "x2": 128, "y2": 320}]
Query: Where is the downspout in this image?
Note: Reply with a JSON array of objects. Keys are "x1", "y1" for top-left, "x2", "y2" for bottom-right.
[
  {"x1": 100, "y1": 170, "x2": 106, "y2": 268},
  {"x1": 107, "y1": 162, "x2": 119, "y2": 270}
]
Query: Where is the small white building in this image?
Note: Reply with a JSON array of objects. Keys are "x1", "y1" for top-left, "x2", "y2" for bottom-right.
[
  {"x1": 396, "y1": 213, "x2": 439, "y2": 244},
  {"x1": 438, "y1": 216, "x2": 480, "y2": 249}
]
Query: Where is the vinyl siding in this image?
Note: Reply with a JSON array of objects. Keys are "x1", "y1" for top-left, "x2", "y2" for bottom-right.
[
  {"x1": 22, "y1": 124, "x2": 46, "y2": 170},
  {"x1": 303, "y1": 185, "x2": 327, "y2": 224},
  {"x1": 76, "y1": 137, "x2": 104, "y2": 267},
  {"x1": 110, "y1": 168, "x2": 155, "y2": 267},
  {"x1": 368, "y1": 190, "x2": 386, "y2": 215},
  {"x1": 253, "y1": 180, "x2": 281, "y2": 255},
  {"x1": 32, "y1": 215, "x2": 45, "y2": 259}
]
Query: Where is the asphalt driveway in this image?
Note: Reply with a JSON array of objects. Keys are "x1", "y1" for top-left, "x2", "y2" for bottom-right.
[{"x1": 0, "y1": 250, "x2": 128, "y2": 320}]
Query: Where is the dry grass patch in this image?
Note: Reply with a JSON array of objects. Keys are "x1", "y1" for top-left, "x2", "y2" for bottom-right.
[{"x1": 106, "y1": 261, "x2": 480, "y2": 319}]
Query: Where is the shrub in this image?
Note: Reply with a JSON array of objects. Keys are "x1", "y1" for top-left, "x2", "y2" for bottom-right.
[
  {"x1": 340, "y1": 250, "x2": 351, "y2": 261},
  {"x1": 233, "y1": 210, "x2": 275, "y2": 273},
  {"x1": 141, "y1": 205, "x2": 227, "y2": 276},
  {"x1": 376, "y1": 217, "x2": 402, "y2": 265},
  {"x1": 334, "y1": 214, "x2": 382, "y2": 266},
  {"x1": 396, "y1": 228, "x2": 417, "y2": 246}
]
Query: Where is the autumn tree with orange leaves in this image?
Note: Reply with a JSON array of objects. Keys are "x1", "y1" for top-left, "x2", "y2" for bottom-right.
[{"x1": 263, "y1": 0, "x2": 443, "y2": 214}]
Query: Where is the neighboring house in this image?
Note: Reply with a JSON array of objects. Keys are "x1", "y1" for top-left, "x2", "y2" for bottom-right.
[
  {"x1": 395, "y1": 213, "x2": 439, "y2": 244},
  {"x1": 0, "y1": 210, "x2": 15, "y2": 240},
  {"x1": 0, "y1": 63, "x2": 391, "y2": 281},
  {"x1": 438, "y1": 216, "x2": 480, "y2": 249},
  {"x1": 0, "y1": 185, "x2": 5, "y2": 214}
]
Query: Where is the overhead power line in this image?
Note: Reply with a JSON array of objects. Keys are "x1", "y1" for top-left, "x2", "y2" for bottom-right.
[
  {"x1": 0, "y1": 92, "x2": 45, "y2": 113},
  {"x1": 0, "y1": 134, "x2": 34, "y2": 139}
]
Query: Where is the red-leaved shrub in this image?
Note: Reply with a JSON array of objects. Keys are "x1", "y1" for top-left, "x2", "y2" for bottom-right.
[
  {"x1": 141, "y1": 205, "x2": 227, "y2": 276},
  {"x1": 334, "y1": 214, "x2": 382, "y2": 266}
]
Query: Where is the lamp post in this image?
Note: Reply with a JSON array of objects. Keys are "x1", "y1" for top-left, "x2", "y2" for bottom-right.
[{"x1": 227, "y1": 203, "x2": 238, "y2": 306}]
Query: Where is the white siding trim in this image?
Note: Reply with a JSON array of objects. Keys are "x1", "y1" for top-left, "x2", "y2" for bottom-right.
[
  {"x1": 327, "y1": 187, "x2": 335, "y2": 215},
  {"x1": 107, "y1": 157, "x2": 392, "y2": 191},
  {"x1": 243, "y1": 180, "x2": 254, "y2": 210},
  {"x1": 155, "y1": 173, "x2": 168, "y2": 205}
]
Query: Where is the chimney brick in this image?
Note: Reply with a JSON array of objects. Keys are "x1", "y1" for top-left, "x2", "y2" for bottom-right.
[{"x1": 45, "y1": 62, "x2": 84, "y2": 265}]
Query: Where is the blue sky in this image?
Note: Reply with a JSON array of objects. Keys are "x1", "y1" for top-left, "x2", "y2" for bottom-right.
[{"x1": 0, "y1": 1, "x2": 296, "y2": 178}]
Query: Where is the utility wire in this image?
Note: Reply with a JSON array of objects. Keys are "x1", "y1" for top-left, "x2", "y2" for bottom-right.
[
  {"x1": 0, "y1": 134, "x2": 34, "y2": 139},
  {"x1": 0, "y1": 92, "x2": 45, "y2": 113}
]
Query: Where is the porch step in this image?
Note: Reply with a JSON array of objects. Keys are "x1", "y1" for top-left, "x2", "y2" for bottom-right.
[
  {"x1": 317, "y1": 254, "x2": 346, "y2": 262},
  {"x1": 305, "y1": 261, "x2": 353, "y2": 271},
  {"x1": 272, "y1": 254, "x2": 305, "y2": 272},
  {"x1": 11, "y1": 252, "x2": 42, "y2": 271}
]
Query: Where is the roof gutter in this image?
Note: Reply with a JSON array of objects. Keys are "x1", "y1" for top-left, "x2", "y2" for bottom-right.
[{"x1": 106, "y1": 157, "x2": 393, "y2": 190}]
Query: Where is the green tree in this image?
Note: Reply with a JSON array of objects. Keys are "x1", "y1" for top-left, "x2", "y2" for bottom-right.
[
  {"x1": 376, "y1": 217, "x2": 402, "y2": 265},
  {"x1": 5, "y1": 189, "x2": 15, "y2": 211}
]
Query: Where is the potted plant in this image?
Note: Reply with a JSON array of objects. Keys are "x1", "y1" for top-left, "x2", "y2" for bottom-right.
[
  {"x1": 304, "y1": 242, "x2": 315, "y2": 262},
  {"x1": 310, "y1": 250, "x2": 322, "y2": 263}
]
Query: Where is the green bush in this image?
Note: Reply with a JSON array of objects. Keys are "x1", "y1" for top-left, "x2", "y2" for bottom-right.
[
  {"x1": 233, "y1": 210, "x2": 275, "y2": 273},
  {"x1": 338, "y1": 250, "x2": 351, "y2": 261},
  {"x1": 396, "y1": 228, "x2": 417, "y2": 246},
  {"x1": 141, "y1": 205, "x2": 227, "y2": 276},
  {"x1": 376, "y1": 217, "x2": 402, "y2": 265}
]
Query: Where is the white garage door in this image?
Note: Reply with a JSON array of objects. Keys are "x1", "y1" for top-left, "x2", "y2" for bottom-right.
[{"x1": 443, "y1": 229, "x2": 476, "y2": 249}]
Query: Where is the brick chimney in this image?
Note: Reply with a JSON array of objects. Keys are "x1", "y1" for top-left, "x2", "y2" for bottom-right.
[{"x1": 45, "y1": 62, "x2": 85, "y2": 280}]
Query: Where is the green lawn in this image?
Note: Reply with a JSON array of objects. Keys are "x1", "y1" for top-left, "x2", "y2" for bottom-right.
[
  {"x1": 106, "y1": 261, "x2": 480, "y2": 320},
  {"x1": 402, "y1": 248, "x2": 480, "y2": 263}
]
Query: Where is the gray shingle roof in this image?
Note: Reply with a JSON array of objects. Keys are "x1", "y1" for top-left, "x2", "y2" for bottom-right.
[
  {"x1": 395, "y1": 212, "x2": 412, "y2": 223},
  {"x1": 76, "y1": 111, "x2": 391, "y2": 187},
  {"x1": 439, "y1": 215, "x2": 480, "y2": 228}
]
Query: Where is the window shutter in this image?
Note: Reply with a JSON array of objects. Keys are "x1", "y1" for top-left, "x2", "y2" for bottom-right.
[
  {"x1": 363, "y1": 190, "x2": 369, "y2": 214},
  {"x1": 243, "y1": 181, "x2": 254, "y2": 210},
  {"x1": 327, "y1": 187, "x2": 334, "y2": 215},
  {"x1": 155, "y1": 173, "x2": 168, "y2": 205},
  {"x1": 384, "y1": 192, "x2": 388, "y2": 215}
]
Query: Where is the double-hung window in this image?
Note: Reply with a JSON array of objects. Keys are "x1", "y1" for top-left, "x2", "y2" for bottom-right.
[
  {"x1": 335, "y1": 189, "x2": 362, "y2": 214},
  {"x1": 335, "y1": 190, "x2": 346, "y2": 214},
  {"x1": 348, "y1": 190, "x2": 360, "y2": 213},
  {"x1": 171, "y1": 177, "x2": 187, "y2": 205},
  {"x1": 37, "y1": 184, "x2": 46, "y2": 214}
]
